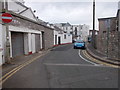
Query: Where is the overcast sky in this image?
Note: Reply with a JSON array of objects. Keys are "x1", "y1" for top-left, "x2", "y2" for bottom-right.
[{"x1": 25, "y1": 0, "x2": 119, "y2": 29}]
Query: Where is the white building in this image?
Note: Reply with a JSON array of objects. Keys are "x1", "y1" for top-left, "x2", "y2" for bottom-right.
[
  {"x1": 80, "y1": 24, "x2": 89, "y2": 41},
  {"x1": 55, "y1": 23, "x2": 89, "y2": 42},
  {"x1": 72, "y1": 24, "x2": 89, "y2": 42},
  {"x1": 54, "y1": 23, "x2": 72, "y2": 45},
  {"x1": 53, "y1": 25, "x2": 72, "y2": 46},
  {"x1": 72, "y1": 25, "x2": 82, "y2": 41},
  {"x1": 0, "y1": 19, "x2": 3, "y2": 65}
]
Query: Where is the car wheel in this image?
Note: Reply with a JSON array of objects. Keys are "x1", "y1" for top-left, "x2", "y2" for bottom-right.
[
  {"x1": 84, "y1": 47, "x2": 86, "y2": 49},
  {"x1": 74, "y1": 46, "x2": 76, "y2": 49}
]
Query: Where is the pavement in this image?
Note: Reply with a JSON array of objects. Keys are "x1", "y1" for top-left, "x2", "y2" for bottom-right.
[
  {"x1": 2, "y1": 50, "x2": 50, "y2": 76},
  {"x1": 86, "y1": 43, "x2": 120, "y2": 66}
]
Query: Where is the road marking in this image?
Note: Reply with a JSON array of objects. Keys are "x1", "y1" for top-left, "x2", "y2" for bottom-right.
[
  {"x1": 83, "y1": 50, "x2": 103, "y2": 65},
  {"x1": 83, "y1": 50, "x2": 119, "y2": 68},
  {"x1": 44, "y1": 63, "x2": 111, "y2": 68},
  {"x1": 78, "y1": 50, "x2": 98, "y2": 66},
  {"x1": 0, "y1": 51, "x2": 48, "y2": 85}
]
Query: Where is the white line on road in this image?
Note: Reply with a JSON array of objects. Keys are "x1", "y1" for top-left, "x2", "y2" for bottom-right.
[
  {"x1": 78, "y1": 50, "x2": 99, "y2": 66},
  {"x1": 44, "y1": 63, "x2": 110, "y2": 68}
]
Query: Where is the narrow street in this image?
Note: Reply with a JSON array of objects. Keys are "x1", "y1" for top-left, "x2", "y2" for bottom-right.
[{"x1": 3, "y1": 44, "x2": 118, "y2": 88}]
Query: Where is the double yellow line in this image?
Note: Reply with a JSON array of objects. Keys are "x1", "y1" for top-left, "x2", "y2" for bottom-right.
[
  {"x1": 82, "y1": 50, "x2": 119, "y2": 68},
  {"x1": 0, "y1": 53, "x2": 45, "y2": 85}
]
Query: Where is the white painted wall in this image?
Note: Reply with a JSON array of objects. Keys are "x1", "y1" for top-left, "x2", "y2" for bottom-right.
[
  {"x1": 31, "y1": 34, "x2": 36, "y2": 53},
  {"x1": 28, "y1": 33, "x2": 32, "y2": 53},
  {"x1": 9, "y1": 31, "x2": 12, "y2": 58},
  {"x1": 54, "y1": 30, "x2": 61, "y2": 45},
  {"x1": 2, "y1": 25, "x2": 6, "y2": 64},
  {"x1": 7, "y1": 0, "x2": 37, "y2": 21},
  {"x1": 61, "y1": 33, "x2": 72, "y2": 44},
  {"x1": 81, "y1": 25, "x2": 89, "y2": 41},
  {"x1": 72, "y1": 24, "x2": 89, "y2": 41},
  {"x1": 0, "y1": 24, "x2": 3, "y2": 65},
  {"x1": 8, "y1": 0, "x2": 26, "y2": 13},
  {"x1": 20, "y1": 8, "x2": 37, "y2": 21},
  {"x1": 9, "y1": 25, "x2": 41, "y2": 34},
  {"x1": 54, "y1": 28, "x2": 72, "y2": 46}
]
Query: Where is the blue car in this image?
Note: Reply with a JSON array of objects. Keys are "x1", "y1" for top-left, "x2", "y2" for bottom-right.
[{"x1": 74, "y1": 40, "x2": 86, "y2": 49}]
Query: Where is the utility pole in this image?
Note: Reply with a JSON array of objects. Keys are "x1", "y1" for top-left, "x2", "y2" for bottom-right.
[
  {"x1": 4, "y1": 0, "x2": 11, "y2": 63},
  {"x1": 92, "y1": 0, "x2": 96, "y2": 48}
]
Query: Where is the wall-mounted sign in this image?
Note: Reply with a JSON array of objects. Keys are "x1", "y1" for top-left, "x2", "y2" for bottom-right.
[{"x1": 2, "y1": 13, "x2": 12, "y2": 23}]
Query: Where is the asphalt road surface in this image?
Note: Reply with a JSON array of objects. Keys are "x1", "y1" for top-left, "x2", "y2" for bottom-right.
[{"x1": 3, "y1": 44, "x2": 119, "y2": 88}]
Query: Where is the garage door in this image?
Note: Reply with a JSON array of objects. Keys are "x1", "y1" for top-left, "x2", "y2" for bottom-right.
[
  {"x1": 35, "y1": 34, "x2": 41, "y2": 52},
  {"x1": 11, "y1": 32, "x2": 24, "y2": 57}
]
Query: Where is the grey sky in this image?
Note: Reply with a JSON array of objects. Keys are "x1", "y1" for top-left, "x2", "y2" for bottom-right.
[{"x1": 25, "y1": 1, "x2": 119, "y2": 29}]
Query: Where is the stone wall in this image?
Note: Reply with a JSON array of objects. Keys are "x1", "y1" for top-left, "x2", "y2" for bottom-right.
[
  {"x1": 8, "y1": 11, "x2": 54, "y2": 50},
  {"x1": 97, "y1": 17, "x2": 119, "y2": 60},
  {"x1": 118, "y1": 10, "x2": 120, "y2": 59}
]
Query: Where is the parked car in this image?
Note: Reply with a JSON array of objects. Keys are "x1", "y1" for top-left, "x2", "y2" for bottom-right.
[
  {"x1": 88, "y1": 37, "x2": 92, "y2": 43},
  {"x1": 73, "y1": 40, "x2": 86, "y2": 49}
]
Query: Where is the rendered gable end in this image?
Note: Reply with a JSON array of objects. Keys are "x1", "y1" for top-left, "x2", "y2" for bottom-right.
[
  {"x1": 20, "y1": 8, "x2": 37, "y2": 21},
  {"x1": 8, "y1": 0, "x2": 37, "y2": 21}
]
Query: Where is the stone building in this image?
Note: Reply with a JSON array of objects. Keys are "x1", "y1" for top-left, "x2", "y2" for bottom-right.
[
  {"x1": 117, "y1": 9, "x2": 120, "y2": 60},
  {"x1": 98, "y1": 17, "x2": 119, "y2": 60}
]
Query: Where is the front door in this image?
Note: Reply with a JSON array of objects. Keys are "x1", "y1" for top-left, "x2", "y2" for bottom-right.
[{"x1": 58, "y1": 37, "x2": 61, "y2": 45}]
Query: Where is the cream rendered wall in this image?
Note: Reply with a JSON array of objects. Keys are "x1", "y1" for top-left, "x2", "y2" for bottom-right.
[
  {"x1": 8, "y1": 0, "x2": 37, "y2": 21},
  {"x1": 20, "y1": 8, "x2": 37, "y2": 21},
  {"x1": 81, "y1": 25, "x2": 89, "y2": 41},
  {"x1": 8, "y1": 0, "x2": 26, "y2": 13},
  {"x1": 61, "y1": 33, "x2": 72, "y2": 44},
  {"x1": 31, "y1": 34, "x2": 36, "y2": 53},
  {"x1": 0, "y1": 24, "x2": 3, "y2": 65},
  {"x1": 28, "y1": 33, "x2": 32, "y2": 54},
  {"x1": 54, "y1": 30, "x2": 59, "y2": 45},
  {"x1": 2, "y1": 25, "x2": 6, "y2": 64}
]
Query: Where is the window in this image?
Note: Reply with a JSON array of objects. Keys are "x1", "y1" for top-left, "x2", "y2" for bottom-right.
[
  {"x1": 70, "y1": 31, "x2": 73, "y2": 34},
  {"x1": 64, "y1": 35, "x2": 66, "y2": 39},
  {"x1": 75, "y1": 27, "x2": 77, "y2": 36}
]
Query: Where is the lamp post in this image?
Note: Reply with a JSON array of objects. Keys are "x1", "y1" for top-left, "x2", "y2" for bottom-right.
[{"x1": 92, "y1": 0, "x2": 96, "y2": 48}]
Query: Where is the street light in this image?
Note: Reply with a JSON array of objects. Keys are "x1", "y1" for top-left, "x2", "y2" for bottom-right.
[{"x1": 92, "y1": 0, "x2": 96, "y2": 48}]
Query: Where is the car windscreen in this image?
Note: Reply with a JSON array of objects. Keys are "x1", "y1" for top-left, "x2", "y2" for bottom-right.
[{"x1": 76, "y1": 41, "x2": 84, "y2": 43}]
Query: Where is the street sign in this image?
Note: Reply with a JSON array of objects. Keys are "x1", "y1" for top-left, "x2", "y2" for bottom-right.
[{"x1": 2, "y1": 13, "x2": 12, "y2": 23}]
